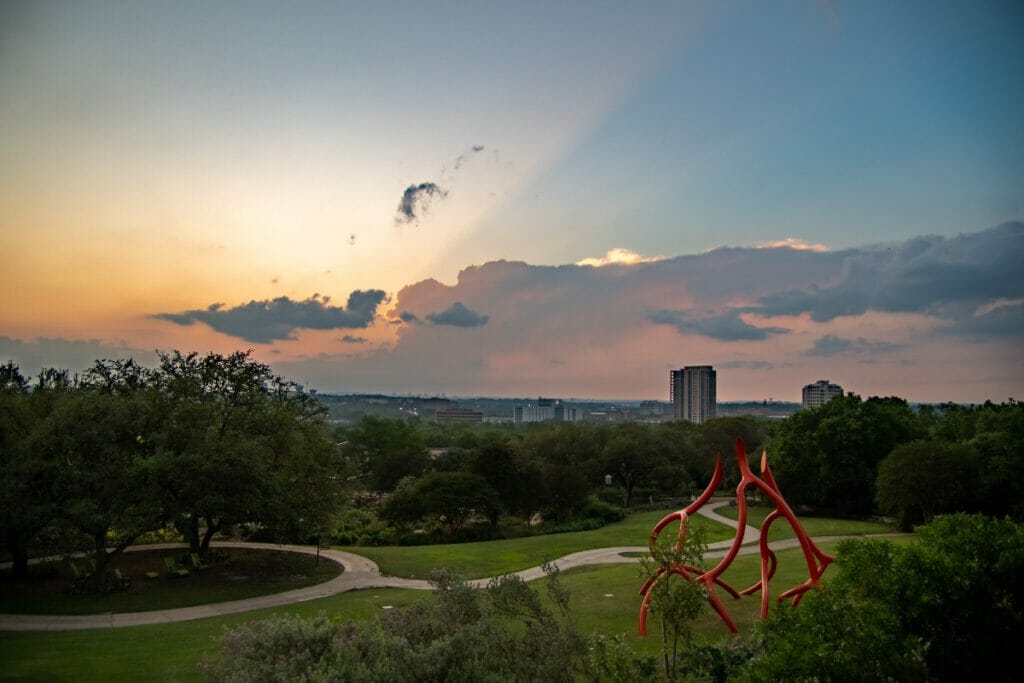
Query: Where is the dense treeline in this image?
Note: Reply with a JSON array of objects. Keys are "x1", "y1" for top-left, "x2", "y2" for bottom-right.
[
  {"x1": 0, "y1": 353, "x2": 343, "y2": 588},
  {"x1": 331, "y1": 415, "x2": 771, "y2": 545},
  {"x1": 768, "y1": 394, "x2": 1024, "y2": 527}
]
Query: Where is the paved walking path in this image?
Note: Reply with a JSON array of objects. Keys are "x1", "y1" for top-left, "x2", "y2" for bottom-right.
[{"x1": 0, "y1": 504, "x2": 898, "y2": 632}]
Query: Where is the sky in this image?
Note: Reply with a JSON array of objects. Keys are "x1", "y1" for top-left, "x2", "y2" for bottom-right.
[{"x1": 1, "y1": 1, "x2": 1022, "y2": 403}]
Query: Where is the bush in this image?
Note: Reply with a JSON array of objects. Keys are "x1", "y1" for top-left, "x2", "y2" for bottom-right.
[{"x1": 580, "y1": 496, "x2": 626, "y2": 523}]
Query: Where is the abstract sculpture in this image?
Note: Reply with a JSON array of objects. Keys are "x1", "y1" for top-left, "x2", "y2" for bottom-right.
[{"x1": 639, "y1": 438, "x2": 833, "y2": 634}]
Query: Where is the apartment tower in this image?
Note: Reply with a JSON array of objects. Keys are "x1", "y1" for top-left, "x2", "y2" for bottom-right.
[{"x1": 670, "y1": 365, "x2": 717, "y2": 424}]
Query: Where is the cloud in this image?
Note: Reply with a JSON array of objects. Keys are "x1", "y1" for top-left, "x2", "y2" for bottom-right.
[
  {"x1": 425, "y1": 302, "x2": 489, "y2": 327},
  {"x1": 575, "y1": 248, "x2": 664, "y2": 267},
  {"x1": 718, "y1": 360, "x2": 774, "y2": 369},
  {"x1": 0, "y1": 337, "x2": 158, "y2": 375},
  {"x1": 341, "y1": 335, "x2": 367, "y2": 344},
  {"x1": 453, "y1": 145, "x2": 485, "y2": 170},
  {"x1": 757, "y1": 237, "x2": 829, "y2": 252},
  {"x1": 754, "y1": 223, "x2": 1024, "y2": 325},
  {"x1": 648, "y1": 309, "x2": 789, "y2": 341},
  {"x1": 395, "y1": 182, "x2": 448, "y2": 224},
  {"x1": 153, "y1": 290, "x2": 387, "y2": 343},
  {"x1": 807, "y1": 335, "x2": 904, "y2": 357},
  {"x1": 398, "y1": 311, "x2": 420, "y2": 324}
]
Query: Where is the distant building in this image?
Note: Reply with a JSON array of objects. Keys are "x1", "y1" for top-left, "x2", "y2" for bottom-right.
[
  {"x1": 802, "y1": 379, "x2": 843, "y2": 409},
  {"x1": 435, "y1": 406, "x2": 484, "y2": 423},
  {"x1": 670, "y1": 366, "x2": 717, "y2": 424},
  {"x1": 513, "y1": 397, "x2": 582, "y2": 423}
]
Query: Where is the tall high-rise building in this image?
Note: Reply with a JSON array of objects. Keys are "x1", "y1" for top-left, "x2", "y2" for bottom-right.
[
  {"x1": 670, "y1": 366, "x2": 717, "y2": 424},
  {"x1": 802, "y1": 379, "x2": 843, "y2": 409}
]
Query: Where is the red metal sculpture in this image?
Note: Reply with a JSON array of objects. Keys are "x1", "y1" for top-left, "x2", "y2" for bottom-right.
[{"x1": 639, "y1": 438, "x2": 833, "y2": 634}]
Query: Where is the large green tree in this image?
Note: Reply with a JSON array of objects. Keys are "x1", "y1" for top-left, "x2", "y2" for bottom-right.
[
  {"x1": 151, "y1": 351, "x2": 342, "y2": 553},
  {"x1": 45, "y1": 359, "x2": 164, "y2": 588},
  {"x1": 769, "y1": 394, "x2": 923, "y2": 515},
  {"x1": 342, "y1": 415, "x2": 430, "y2": 493},
  {"x1": 875, "y1": 440, "x2": 982, "y2": 529}
]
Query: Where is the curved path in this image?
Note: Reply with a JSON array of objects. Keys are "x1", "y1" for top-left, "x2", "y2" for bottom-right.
[{"x1": 0, "y1": 504, "x2": 899, "y2": 632}]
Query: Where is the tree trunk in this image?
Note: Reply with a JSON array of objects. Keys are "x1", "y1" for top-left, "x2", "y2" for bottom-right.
[
  {"x1": 10, "y1": 547, "x2": 29, "y2": 580},
  {"x1": 92, "y1": 532, "x2": 110, "y2": 590},
  {"x1": 200, "y1": 516, "x2": 220, "y2": 554},
  {"x1": 6, "y1": 536, "x2": 30, "y2": 579}
]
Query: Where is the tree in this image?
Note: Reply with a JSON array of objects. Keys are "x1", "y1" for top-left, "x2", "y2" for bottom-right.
[
  {"x1": 342, "y1": 415, "x2": 430, "y2": 493},
  {"x1": 46, "y1": 360, "x2": 164, "y2": 588},
  {"x1": 769, "y1": 394, "x2": 924, "y2": 515},
  {"x1": 151, "y1": 351, "x2": 342, "y2": 553},
  {"x1": 415, "y1": 471, "x2": 498, "y2": 535},
  {"x1": 603, "y1": 423, "x2": 688, "y2": 507},
  {"x1": 639, "y1": 521, "x2": 709, "y2": 680},
  {"x1": 875, "y1": 440, "x2": 982, "y2": 529},
  {"x1": 739, "y1": 514, "x2": 1024, "y2": 681}
]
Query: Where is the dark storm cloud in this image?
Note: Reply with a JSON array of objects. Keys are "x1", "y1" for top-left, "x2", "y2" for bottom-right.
[
  {"x1": 647, "y1": 309, "x2": 788, "y2": 341},
  {"x1": 153, "y1": 290, "x2": 388, "y2": 343},
  {"x1": 940, "y1": 301, "x2": 1024, "y2": 339},
  {"x1": 807, "y1": 335, "x2": 904, "y2": 357},
  {"x1": 395, "y1": 182, "x2": 448, "y2": 224},
  {"x1": 426, "y1": 302, "x2": 489, "y2": 327},
  {"x1": 755, "y1": 223, "x2": 1024, "y2": 323}
]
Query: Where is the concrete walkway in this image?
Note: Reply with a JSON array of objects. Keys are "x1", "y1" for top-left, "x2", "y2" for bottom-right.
[{"x1": 0, "y1": 505, "x2": 893, "y2": 632}]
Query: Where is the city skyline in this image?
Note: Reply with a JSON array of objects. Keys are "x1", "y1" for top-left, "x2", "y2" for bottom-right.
[{"x1": 2, "y1": 2, "x2": 1022, "y2": 403}]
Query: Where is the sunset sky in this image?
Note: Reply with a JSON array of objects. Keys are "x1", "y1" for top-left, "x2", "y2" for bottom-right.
[{"x1": 2, "y1": 1, "x2": 1022, "y2": 403}]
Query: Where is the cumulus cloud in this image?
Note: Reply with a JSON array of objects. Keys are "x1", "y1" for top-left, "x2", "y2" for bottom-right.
[
  {"x1": 647, "y1": 309, "x2": 789, "y2": 341},
  {"x1": 807, "y1": 335, "x2": 904, "y2": 357},
  {"x1": 153, "y1": 290, "x2": 387, "y2": 343},
  {"x1": 575, "y1": 248, "x2": 665, "y2": 267},
  {"x1": 341, "y1": 335, "x2": 367, "y2": 344},
  {"x1": 757, "y1": 237, "x2": 829, "y2": 252},
  {"x1": 425, "y1": 302, "x2": 489, "y2": 327},
  {"x1": 754, "y1": 223, "x2": 1024, "y2": 324},
  {"x1": 395, "y1": 182, "x2": 448, "y2": 224}
]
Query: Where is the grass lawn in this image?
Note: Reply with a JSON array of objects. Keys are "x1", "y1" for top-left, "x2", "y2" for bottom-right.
[
  {"x1": 714, "y1": 503, "x2": 894, "y2": 542},
  {"x1": 0, "y1": 549, "x2": 341, "y2": 615},
  {"x1": 344, "y1": 509, "x2": 735, "y2": 579},
  {"x1": 0, "y1": 536, "x2": 920, "y2": 681}
]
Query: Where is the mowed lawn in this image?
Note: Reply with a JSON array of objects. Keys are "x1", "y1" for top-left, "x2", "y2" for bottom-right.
[
  {"x1": 0, "y1": 535, "x2": 920, "y2": 681},
  {"x1": 714, "y1": 503, "x2": 894, "y2": 542},
  {"x1": 343, "y1": 509, "x2": 735, "y2": 579}
]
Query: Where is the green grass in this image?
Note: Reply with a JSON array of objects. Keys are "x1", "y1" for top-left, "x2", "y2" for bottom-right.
[
  {"x1": 0, "y1": 549, "x2": 341, "y2": 615},
  {"x1": 0, "y1": 536, "x2": 920, "y2": 681},
  {"x1": 714, "y1": 504, "x2": 894, "y2": 542},
  {"x1": 344, "y1": 509, "x2": 734, "y2": 579},
  {"x1": 0, "y1": 587, "x2": 426, "y2": 682}
]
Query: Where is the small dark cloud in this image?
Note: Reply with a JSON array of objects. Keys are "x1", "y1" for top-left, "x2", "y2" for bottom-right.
[
  {"x1": 453, "y1": 145, "x2": 485, "y2": 170},
  {"x1": 341, "y1": 335, "x2": 367, "y2": 344},
  {"x1": 153, "y1": 290, "x2": 388, "y2": 343},
  {"x1": 807, "y1": 334, "x2": 904, "y2": 357},
  {"x1": 398, "y1": 311, "x2": 420, "y2": 324},
  {"x1": 648, "y1": 309, "x2": 788, "y2": 341},
  {"x1": 348, "y1": 234, "x2": 356, "y2": 246},
  {"x1": 718, "y1": 360, "x2": 774, "y2": 369},
  {"x1": 426, "y1": 302, "x2": 489, "y2": 327},
  {"x1": 395, "y1": 182, "x2": 448, "y2": 224}
]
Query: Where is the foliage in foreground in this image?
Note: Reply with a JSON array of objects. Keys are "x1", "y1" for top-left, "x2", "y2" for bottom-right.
[
  {"x1": 202, "y1": 566, "x2": 656, "y2": 682},
  {"x1": 738, "y1": 513, "x2": 1024, "y2": 682}
]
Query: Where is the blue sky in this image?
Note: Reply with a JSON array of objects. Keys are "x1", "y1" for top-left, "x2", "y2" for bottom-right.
[{"x1": 1, "y1": 1, "x2": 1021, "y2": 401}]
